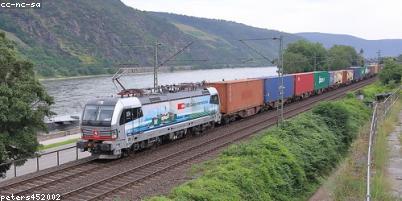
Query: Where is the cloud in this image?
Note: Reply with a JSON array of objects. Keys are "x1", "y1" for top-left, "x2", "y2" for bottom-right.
[{"x1": 121, "y1": 0, "x2": 402, "y2": 40}]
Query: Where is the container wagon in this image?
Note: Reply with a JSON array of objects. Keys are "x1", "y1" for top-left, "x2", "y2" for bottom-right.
[
  {"x1": 350, "y1": 67, "x2": 365, "y2": 81},
  {"x1": 368, "y1": 64, "x2": 379, "y2": 76},
  {"x1": 372, "y1": 64, "x2": 380, "y2": 74},
  {"x1": 345, "y1": 70, "x2": 354, "y2": 83},
  {"x1": 329, "y1": 70, "x2": 343, "y2": 88},
  {"x1": 293, "y1": 72, "x2": 314, "y2": 98},
  {"x1": 314, "y1": 71, "x2": 330, "y2": 93},
  {"x1": 260, "y1": 75, "x2": 294, "y2": 108},
  {"x1": 208, "y1": 79, "x2": 264, "y2": 123}
]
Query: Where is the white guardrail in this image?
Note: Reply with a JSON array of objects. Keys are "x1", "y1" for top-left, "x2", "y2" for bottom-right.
[{"x1": 366, "y1": 87, "x2": 400, "y2": 201}]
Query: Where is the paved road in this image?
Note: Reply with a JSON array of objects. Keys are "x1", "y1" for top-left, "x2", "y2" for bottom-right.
[
  {"x1": 40, "y1": 133, "x2": 81, "y2": 145},
  {"x1": 0, "y1": 143, "x2": 90, "y2": 182}
]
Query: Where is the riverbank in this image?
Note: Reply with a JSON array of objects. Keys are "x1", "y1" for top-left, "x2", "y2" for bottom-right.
[
  {"x1": 38, "y1": 73, "x2": 113, "y2": 81},
  {"x1": 38, "y1": 66, "x2": 275, "y2": 82}
]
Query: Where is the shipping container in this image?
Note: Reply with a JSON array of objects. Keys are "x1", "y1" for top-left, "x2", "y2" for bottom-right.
[
  {"x1": 364, "y1": 67, "x2": 370, "y2": 75},
  {"x1": 260, "y1": 75, "x2": 294, "y2": 103},
  {"x1": 350, "y1": 67, "x2": 365, "y2": 80},
  {"x1": 293, "y1": 72, "x2": 314, "y2": 96},
  {"x1": 346, "y1": 70, "x2": 354, "y2": 82},
  {"x1": 341, "y1": 70, "x2": 348, "y2": 83},
  {"x1": 368, "y1": 64, "x2": 379, "y2": 74},
  {"x1": 314, "y1": 71, "x2": 330, "y2": 90},
  {"x1": 374, "y1": 64, "x2": 380, "y2": 74},
  {"x1": 329, "y1": 70, "x2": 343, "y2": 86},
  {"x1": 208, "y1": 79, "x2": 264, "y2": 115}
]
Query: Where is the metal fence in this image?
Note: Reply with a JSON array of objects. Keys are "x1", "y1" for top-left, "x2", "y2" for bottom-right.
[
  {"x1": 366, "y1": 88, "x2": 400, "y2": 201},
  {"x1": 0, "y1": 145, "x2": 89, "y2": 180}
]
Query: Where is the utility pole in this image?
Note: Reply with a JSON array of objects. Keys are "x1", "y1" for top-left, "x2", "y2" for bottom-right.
[
  {"x1": 278, "y1": 35, "x2": 284, "y2": 123},
  {"x1": 377, "y1": 50, "x2": 381, "y2": 65},
  {"x1": 239, "y1": 36, "x2": 285, "y2": 124},
  {"x1": 154, "y1": 41, "x2": 159, "y2": 92},
  {"x1": 314, "y1": 53, "x2": 317, "y2": 71}
]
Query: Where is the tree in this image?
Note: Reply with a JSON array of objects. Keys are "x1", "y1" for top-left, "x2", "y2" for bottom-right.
[
  {"x1": 326, "y1": 45, "x2": 363, "y2": 70},
  {"x1": 379, "y1": 58, "x2": 402, "y2": 85},
  {"x1": 397, "y1": 54, "x2": 402, "y2": 62},
  {"x1": 284, "y1": 40, "x2": 327, "y2": 73},
  {"x1": 283, "y1": 52, "x2": 310, "y2": 73},
  {"x1": 0, "y1": 32, "x2": 53, "y2": 176}
]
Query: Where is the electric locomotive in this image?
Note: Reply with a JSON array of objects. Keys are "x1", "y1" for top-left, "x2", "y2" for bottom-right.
[{"x1": 77, "y1": 87, "x2": 221, "y2": 159}]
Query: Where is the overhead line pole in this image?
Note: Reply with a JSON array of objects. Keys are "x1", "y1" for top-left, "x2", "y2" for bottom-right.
[
  {"x1": 275, "y1": 35, "x2": 284, "y2": 123},
  {"x1": 154, "y1": 41, "x2": 160, "y2": 92},
  {"x1": 239, "y1": 36, "x2": 285, "y2": 124},
  {"x1": 377, "y1": 50, "x2": 381, "y2": 65}
]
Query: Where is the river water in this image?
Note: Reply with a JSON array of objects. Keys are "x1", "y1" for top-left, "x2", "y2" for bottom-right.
[{"x1": 42, "y1": 67, "x2": 277, "y2": 117}]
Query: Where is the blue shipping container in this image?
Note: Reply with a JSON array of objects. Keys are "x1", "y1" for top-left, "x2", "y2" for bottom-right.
[
  {"x1": 350, "y1": 67, "x2": 363, "y2": 80},
  {"x1": 261, "y1": 75, "x2": 295, "y2": 103}
]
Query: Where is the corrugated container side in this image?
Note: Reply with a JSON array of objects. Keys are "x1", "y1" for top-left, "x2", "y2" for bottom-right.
[
  {"x1": 334, "y1": 70, "x2": 343, "y2": 84},
  {"x1": 329, "y1": 71, "x2": 335, "y2": 86},
  {"x1": 294, "y1": 72, "x2": 314, "y2": 96},
  {"x1": 208, "y1": 79, "x2": 264, "y2": 114},
  {"x1": 365, "y1": 67, "x2": 370, "y2": 75},
  {"x1": 346, "y1": 70, "x2": 354, "y2": 81},
  {"x1": 350, "y1": 67, "x2": 363, "y2": 80},
  {"x1": 262, "y1": 75, "x2": 294, "y2": 103},
  {"x1": 373, "y1": 65, "x2": 379, "y2": 74},
  {"x1": 341, "y1": 70, "x2": 348, "y2": 83},
  {"x1": 314, "y1": 71, "x2": 330, "y2": 90},
  {"x1": 330, "y1": 70, "x2": 343, "y2": 85}
]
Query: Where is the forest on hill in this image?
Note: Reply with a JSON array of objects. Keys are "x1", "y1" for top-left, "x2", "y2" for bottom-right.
[{"x1": 0, "y1": 0, "x2": 299, "y2": 77}]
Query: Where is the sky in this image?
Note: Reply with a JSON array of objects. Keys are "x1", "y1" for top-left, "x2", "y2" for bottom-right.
[{"x1": 121, "y1": 0, "x2": 402, "y2": 40}]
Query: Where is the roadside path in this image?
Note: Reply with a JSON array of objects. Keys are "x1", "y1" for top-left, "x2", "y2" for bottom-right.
[
  {"x1": 39, "y1": 133, "x2": 80, "y2": 146},
  {"x1": 387, "y1": 110, "x2": 402, "y2": 198}
]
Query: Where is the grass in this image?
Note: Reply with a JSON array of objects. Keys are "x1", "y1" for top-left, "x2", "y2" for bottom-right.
[
  {"x1": 146, "y1": 97, "x2": 371, "y2": 201},
  {"x1": 331, "y1": 99, "x2": 401, "y2": 201},
  {"x1": 38, "y1": 138, "x2": 79, "y2": 151},
  {"x1": 332, "y1": 123, "x2": 370, "y2": 201},
  {"x1": 371, "y1": 99, "x2": 401, "y2": 201}
]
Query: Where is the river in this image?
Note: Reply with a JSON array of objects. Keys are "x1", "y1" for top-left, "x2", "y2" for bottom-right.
[{"x1": 42, "y1": 67, "x2": 278, "y2": 117}]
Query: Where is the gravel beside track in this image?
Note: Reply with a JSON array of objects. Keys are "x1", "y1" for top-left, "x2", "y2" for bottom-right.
[{"x1": 0, "y1": 78, "x2": 376, "y2": 201}]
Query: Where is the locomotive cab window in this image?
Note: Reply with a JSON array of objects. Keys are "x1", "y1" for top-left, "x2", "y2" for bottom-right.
[
  {"x1": 120, "y1": 107, "x2": 143, "y2": 125},
  {"x1": 210, "y1": 95, "x2": 219, "y2": 104}
]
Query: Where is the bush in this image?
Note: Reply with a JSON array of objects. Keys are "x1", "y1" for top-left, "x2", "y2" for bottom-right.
[{"x1": 148, "y1": 98, "x2": 370, "y2": 201}]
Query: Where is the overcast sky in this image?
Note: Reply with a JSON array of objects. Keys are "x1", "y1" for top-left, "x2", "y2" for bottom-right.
[{"x1": 121, "y1": 0, "x2": 402, "y2": 40}]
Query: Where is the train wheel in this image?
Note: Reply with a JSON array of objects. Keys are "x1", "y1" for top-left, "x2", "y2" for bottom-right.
[{"x1": 122, "y1": 149, "x2": 130, "y2": 157}]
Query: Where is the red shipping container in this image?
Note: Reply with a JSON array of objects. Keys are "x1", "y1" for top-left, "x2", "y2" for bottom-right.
[
  {"x1": 293, "y1": 72, "x2": 314, "y2": 96},
  {"x1": 208, "y1": 79, "x2": 264, "y2": 115}
]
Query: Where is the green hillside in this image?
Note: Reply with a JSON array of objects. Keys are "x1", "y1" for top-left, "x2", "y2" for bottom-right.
[{"x1": 0, "y1": 0, "x2": 301, "y2": 77}]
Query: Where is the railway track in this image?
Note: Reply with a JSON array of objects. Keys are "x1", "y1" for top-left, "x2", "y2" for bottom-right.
[
  {"x1": 0, "y1": 78, "x2": 376, "y2": 201},
  {"x1": 0, "y1": 135, "x2": 197, "y2": 196},
  {"x1": 62, "y1": 78, "x2": 377, "y2": 201}
]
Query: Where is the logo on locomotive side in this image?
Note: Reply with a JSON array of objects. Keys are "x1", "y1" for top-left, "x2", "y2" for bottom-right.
[
  {"x1": 177, "y1": 103, "x2": 186, "y2": 110},
  {"x1": 93, "y1": 129, "x2": 99, "y2": 136}
]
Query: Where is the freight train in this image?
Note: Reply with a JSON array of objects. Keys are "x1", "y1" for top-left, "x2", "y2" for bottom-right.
[{"x1": 77, "y1": 65, "x2": 379, "y2": 159}]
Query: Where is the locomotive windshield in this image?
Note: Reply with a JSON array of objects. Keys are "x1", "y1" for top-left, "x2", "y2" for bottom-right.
[{"x1": 82, "y1": 105, "x2": 115, "y2": 126}]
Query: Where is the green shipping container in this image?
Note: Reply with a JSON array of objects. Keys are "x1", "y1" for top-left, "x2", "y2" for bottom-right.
[{"x1": 314, "y1": 71, "x2": 330, "y2": 90}]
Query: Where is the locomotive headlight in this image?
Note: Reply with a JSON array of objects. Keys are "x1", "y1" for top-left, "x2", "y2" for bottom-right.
[{"x1": 112, "y1": 129, "x2": 118, "y2": 139}]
